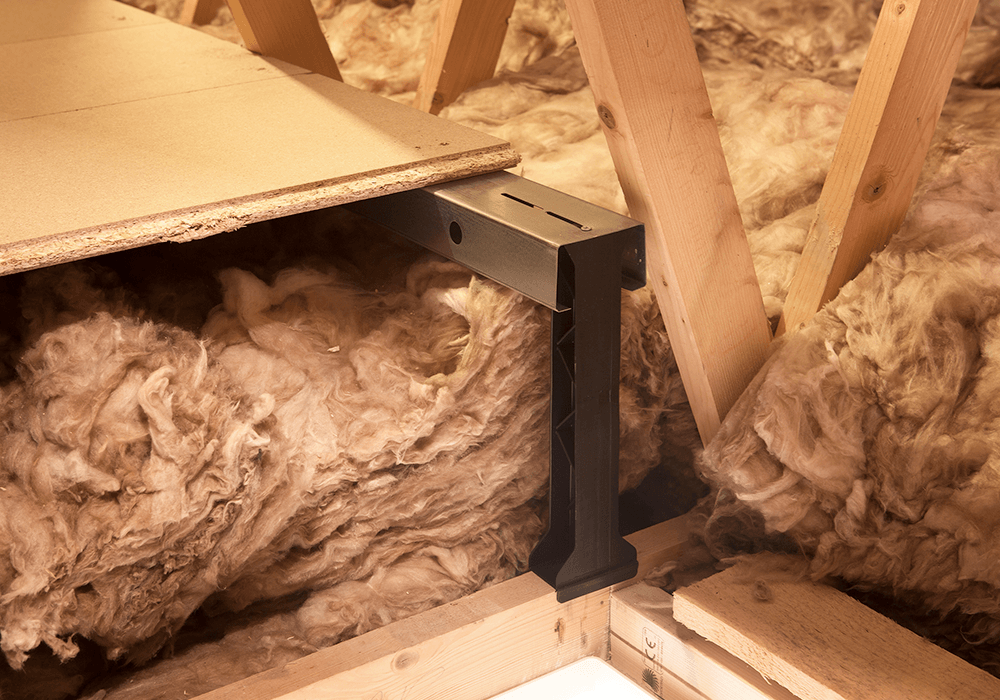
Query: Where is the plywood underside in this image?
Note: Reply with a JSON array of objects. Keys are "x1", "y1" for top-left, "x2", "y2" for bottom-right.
[{"x1": 0, "y1": 0, "x2": 518, "y2": 277}]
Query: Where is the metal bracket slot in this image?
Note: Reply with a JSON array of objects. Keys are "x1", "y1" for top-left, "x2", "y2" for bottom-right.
[{"x1": 345, "y1": 171, "x2": 645, "y2": 602}]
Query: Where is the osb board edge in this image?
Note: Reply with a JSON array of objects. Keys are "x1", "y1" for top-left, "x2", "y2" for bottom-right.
[{"x1": 0, "y1": 144, "x2": 519, "y2": 278}]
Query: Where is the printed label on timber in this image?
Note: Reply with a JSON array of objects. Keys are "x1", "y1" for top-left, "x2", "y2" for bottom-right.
[{"x1": 641, "y1": 626, "x2": 664, "y2": 696}]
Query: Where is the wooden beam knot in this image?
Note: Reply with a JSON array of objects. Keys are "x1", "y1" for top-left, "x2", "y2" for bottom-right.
[{"x1": 597, "y1": 104, "x2": 617, "y2": 130}]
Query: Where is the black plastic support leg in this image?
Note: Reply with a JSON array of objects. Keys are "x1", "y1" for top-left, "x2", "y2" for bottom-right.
[
  {"x1": 529, "y1": 236, "x2": 639, "y2": 601},
  {"x1": 344, "y1": 172, "x2": 645, "y2": 601}
]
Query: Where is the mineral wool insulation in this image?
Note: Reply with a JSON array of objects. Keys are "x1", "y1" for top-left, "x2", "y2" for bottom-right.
[
  {"x1": 0, "y1": 211, "x2": 691, "y2": 699},
  {"x1": 2, "y1": 0, "x2": 1000, "y2": 697},
  {"x1": 700, "y1": 148, "x2": 1000, "y2": 668}
]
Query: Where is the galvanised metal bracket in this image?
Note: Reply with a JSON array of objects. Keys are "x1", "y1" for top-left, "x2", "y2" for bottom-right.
[{"x1": 345, "y1": 171, "x2": 645, "y2": 602}]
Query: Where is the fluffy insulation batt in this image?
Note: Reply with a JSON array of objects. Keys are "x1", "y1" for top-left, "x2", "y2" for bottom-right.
[
  {"x1": 0, "y1": 249, "x2": 553, "y2": 665},
  {"x1": 700, "y1": 149, "x2": 1000, "y2": 665},
  {"x1": 0, "y1": 212, "x2": 688, "y2": 699}
]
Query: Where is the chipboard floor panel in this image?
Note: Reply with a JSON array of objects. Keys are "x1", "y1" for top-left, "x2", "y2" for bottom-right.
[{"x1": 0, "y1": 0, "x2": 518, "y2": 275}]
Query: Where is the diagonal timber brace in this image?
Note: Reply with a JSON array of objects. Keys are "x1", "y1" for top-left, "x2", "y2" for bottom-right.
[{"x1": 346, "y1": 172, "x2": 644, "y2": 601}]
